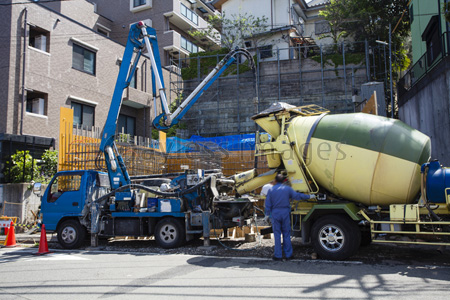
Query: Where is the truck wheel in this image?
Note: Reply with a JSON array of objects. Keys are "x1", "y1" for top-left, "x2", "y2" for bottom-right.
[
  {"x1": 57, "y1": 220, "x2": 86, "y2": 249},
  {"x1": 311, "y1": 215, "x2": 361, "y2": 260},
  {"x1": 155, "y1": 218, "x2": 185, "y2": 249}
]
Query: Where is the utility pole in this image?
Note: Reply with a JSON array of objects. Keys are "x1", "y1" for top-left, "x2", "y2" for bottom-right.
[
  {"x1": 389, "y1": 23, "x2": 393, "y2": 118},
  {"x1": 376, "y1": 23, "x2": 393, "y2": 118}
]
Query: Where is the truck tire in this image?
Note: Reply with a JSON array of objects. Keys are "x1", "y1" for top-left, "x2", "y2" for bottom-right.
[
  {"x1": 57, "y1": 220, "x2": 86, "y2": 249},
  {"x1": 155, "y1": 218, "x2": 185, "y2": 249},
  {"x1": 311, "y1": 215, "x2": 361, "y2": 260}
]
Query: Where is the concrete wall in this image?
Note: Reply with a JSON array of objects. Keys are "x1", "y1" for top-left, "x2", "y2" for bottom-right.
[
  {"x1": 181, "y1": 54, "x2": 367, "y2": 137},
  {"x1": 399, "y1": 56, "x2": 450, "y2": 165},
  {"x1": 0, "y1": 183, "x2": 44, "y2": 229}
]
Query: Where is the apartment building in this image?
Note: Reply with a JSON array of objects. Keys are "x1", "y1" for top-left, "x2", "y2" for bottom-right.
[
  {"x1": 90, "y1": 0, "x2": 221, "y2": 67},
  {"x1": 213, "y1": 0, "x2": 330, "y2": 61},
  {"x1": 0, "y1": 0, "x2": 174, "y2": 182}
]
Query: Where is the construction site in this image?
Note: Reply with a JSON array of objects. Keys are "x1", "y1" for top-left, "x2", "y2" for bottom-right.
[{"x1": 59, "y1": 40, "x2": 380, "y2": 174}]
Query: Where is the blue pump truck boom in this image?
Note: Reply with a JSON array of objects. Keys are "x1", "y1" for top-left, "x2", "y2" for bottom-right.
[{"x1": 36, "y1": 21, "x2": 257, "y2": 249}]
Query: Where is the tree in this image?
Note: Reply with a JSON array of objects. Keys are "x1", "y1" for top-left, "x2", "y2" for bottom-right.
[
  {"x1": 5, "y1": 150, "x2": 40, "y2": 183},
  {"x1": 189, "y1": 12, "x2": 269, "y2": 50},
  {"x1": 319, "y1": 0, "x2": 411, "y2": 70},
  {"x1": 318, "y1": 0, "x2": 347, "y2": 46},
  {"x1": 39, "y1": 149, "x2": 58, "y2": 182}
]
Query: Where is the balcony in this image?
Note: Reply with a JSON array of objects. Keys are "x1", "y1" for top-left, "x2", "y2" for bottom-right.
[
  {"x1": 164, "y1": 0, "x2": 220, "y2": 49},
  {"x1": 124, "y1": 86, "x2": 151, "y2": 109},
  {"x1": 163, "y1": 30, "x2": 205, "y2": 62}
]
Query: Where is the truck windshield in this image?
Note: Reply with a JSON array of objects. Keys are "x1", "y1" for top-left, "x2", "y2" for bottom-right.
[{"x1": 48, "y1": 174, "x2": 82, "y2": 203}]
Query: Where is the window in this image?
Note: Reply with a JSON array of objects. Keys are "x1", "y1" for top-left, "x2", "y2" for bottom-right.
[
  {"x1": 29, "y1": 26, "x2": 50, "y2": 52},
  {"x1": 181, "y1": 36, "x2": 198, "y2": 53},
  {"x1": 26, "y1": 91, "x2": 47, "y2": 116},
  {"x1": 119, "y1": 61, "x2": 137, "y2": 89},
  {"x1": 48, "y1": 174, "x2": 82, "y2": 203},
  {"x1": 71, "y1": 102, "x2": 94, "y2": 130},
  {"x1": 315, "y1": 20, "x2": 331, "y2": 35},
  {"x1": 72, "y1": 44, "x2": 96, "y2": 75},
  {"x1": 422, "y1": 15, "x2": 442, "y2": 65},
  {"x1": 96, "y1": 24, "x2": 111, "y2": 37},
  {"x1": 118, "y1": 114, "x2": 136, "y2": 136},
  {"x1": 258, "y1": 45, "x2": 273, "y2": 59},
  {"x1": 97, "y1": 28, "x2": 109, "y2": 36},
  {"x1": 129, "y1": 69, "x2": 137, "y2": 89},
  {"x1": 130, "y1": 0, "x2": 152, "y2": 12},
  {"x1": 133, "y1": 0, "x2": 146, "y2": 7},
  {"x1": 181, "y1": 3, "x2": 198, "y2": 25}
]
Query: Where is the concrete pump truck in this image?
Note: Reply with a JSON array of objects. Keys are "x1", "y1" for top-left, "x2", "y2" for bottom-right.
[{"x1": 35, "y1": 21, "x2": 258, "y2": 249}]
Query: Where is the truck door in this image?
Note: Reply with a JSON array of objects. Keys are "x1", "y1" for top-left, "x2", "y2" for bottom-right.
[{"x1": 41, "y1": 172, "x2": 84, "y2": 231}]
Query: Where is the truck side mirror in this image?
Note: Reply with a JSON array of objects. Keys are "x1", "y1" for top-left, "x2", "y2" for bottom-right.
[{"x1": 33, "y1": 182, "x2": 42, "y2": 196}]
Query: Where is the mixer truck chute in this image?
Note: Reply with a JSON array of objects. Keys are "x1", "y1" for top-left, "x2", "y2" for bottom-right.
[{"x1": 248, "y1": 102, "x2": 450, "y2": 260}]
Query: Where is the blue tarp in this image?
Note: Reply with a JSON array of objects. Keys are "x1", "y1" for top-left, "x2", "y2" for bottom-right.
[{"x1": 166, "y1": 134, "x2": 256, "y2": 153}]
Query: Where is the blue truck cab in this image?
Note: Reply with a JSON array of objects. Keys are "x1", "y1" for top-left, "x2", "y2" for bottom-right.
[{"x1": 40, "y1": 170, "x2": 109, "y2": 248}]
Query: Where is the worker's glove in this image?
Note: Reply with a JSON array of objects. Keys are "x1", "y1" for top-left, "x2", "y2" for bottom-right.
[
  {"x1": 309, "y1": 194, "x2": 316, "y2": 200},
  {"x1": 264, "y1": 216, "x2": 270, "y2": 224}
]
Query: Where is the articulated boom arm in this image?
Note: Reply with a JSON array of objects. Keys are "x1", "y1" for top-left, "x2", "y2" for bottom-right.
[
  {"x1": 153, "y1": 48, "x2": 255, "y2": 130},
  {"x1": 99, "y1": 20, "x2": 256, "y2": 190},
  {"x1": 100, "y1": 22, "x2": 166, "y2": 190}
]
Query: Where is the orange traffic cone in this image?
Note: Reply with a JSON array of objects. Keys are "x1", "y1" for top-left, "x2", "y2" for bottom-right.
[
  {"x1": 34, "y1": 224, "x2": 52, "y2": 255},
  {"x1": 3, "y1": 221, "x2": 17, "y2": 248}
]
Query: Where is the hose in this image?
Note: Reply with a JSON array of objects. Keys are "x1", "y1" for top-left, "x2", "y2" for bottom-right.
[{"x1": 91, "y1": 175, "x2": 214, "y2": 205}]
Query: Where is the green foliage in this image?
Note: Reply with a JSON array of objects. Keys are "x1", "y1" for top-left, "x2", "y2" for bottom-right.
[
  {"x1": 311, "y1": 52, "x2": 365, "y2": 67},
  {"x1": 319, "y1": 0, "x2": 411, "y2": 70},
  {"x1": 5, "y1": 150, "x2": 40, "y2": 183},
  {"x1": 151, "y1": 129, "x2": 159, "y2": 140},
  {"x1": 39, "y1": 150, "x2": 58, "y2": 181},
  {"x1": 181, "y1": 48, "x2": 256, "y2": 80},
  {"x1": 181, "y1": 48, "x2": 229, "y2": 80},
  {"x1": 117, "y1": 133, "x2": 130, "y2": 143},
  {"x1": 318, "y1": 1, "x2": 347, "y2": 45},
  {"x1": 165, "y1": 101, "x2": 187, "y2": 138},
  {"x1": 189, "y1": 12, "x2": 269, "y2": 51}
]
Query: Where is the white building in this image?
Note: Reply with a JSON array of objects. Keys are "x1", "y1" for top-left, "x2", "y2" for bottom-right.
[{"x1": 213, "y1": 0, "x2": 331, "y2": 61}]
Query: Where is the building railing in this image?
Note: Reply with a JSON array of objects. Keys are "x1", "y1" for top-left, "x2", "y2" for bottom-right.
[
  {"x1": 398, "y1": 31, "x2": 450, "y2": 97},
  {"x1": 180, "y1": 3, "x2": 198, "y2": 25}
]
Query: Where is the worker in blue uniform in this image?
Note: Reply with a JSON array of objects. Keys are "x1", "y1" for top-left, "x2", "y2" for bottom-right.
[{"x1": 265, "y1": 174, "x2": 315, "y2": 261}]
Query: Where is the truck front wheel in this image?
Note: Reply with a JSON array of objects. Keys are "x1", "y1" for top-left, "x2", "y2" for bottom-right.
[
  {"x1": 155, "y1": 218, "x2": 185, "y2": 249},
  {"x1": 311, "y1": 215, "x2": 361, "y2": 260},
  {"x1": 57, "y1": 220, "x2": 86, "y2": 249}
]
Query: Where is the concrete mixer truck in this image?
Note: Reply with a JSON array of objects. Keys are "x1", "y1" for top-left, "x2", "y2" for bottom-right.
[{"x1": 234, "y1": 102, "x2": 450, "y2": 260}]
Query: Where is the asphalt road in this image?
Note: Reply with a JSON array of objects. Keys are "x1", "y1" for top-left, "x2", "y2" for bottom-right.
[{"x1": 1, "y1": 246, "x2": 450, "y2": 300}]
